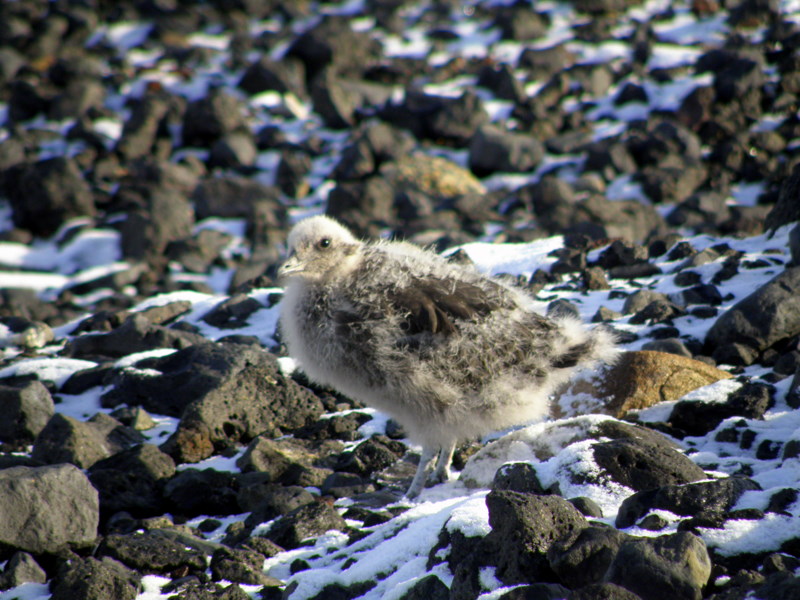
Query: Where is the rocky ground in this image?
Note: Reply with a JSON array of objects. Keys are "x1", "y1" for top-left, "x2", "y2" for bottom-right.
[{"x1": 2, "y1": 0, "x2": 800, "y2": 599}]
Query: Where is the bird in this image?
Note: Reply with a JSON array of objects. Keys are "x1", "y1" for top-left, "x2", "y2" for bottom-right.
[{"x1": 278, "y1": 215, "x2": 617, "y2": 499}]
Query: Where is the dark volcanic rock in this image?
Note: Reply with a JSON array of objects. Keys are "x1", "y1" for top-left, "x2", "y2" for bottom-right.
[
  {"x1": 238, "y1": 55, "x2": 307, "y2": 98},
  {"x1": 99, "y1": 342, "x2": 324, "y2": 463},
  {"x1": 485, "y1": 490, "x2": 589, "y2": 584},
  {"x1": 49, "y1": 557, "x2": 140, "y2": 600},
  {"x1": 616, "y1": 477, "x2": 762, "y2": 528},
  {"x1": 164, "y1": 468, "x2": 239, "y2": 517},
  {"x1": 97, "y1": 531, "x2": 206, "y2": 575},
  {"x1": 118, "y1": 185, "x2": 195, "y2": 263},
  {"x1": 264, "y1": 500, "x2": 348, "y2": 550},
  {"x1": 192, "y1": 175, "x2": 282, "y2": 220},
  {"x1": 32, "y1": 412, "x2": 144, "y2": 469},
  {"x1": 468, "y1": 124, "x2": 544, "y2": 176},
  {"x1": 0, "y1": 464, "x2": 98, "y2": 554},
  {"x1": 238, "y1": 482, "x2": 315, "y2": 518},
  {"x1": 605, "y1": 532, "x2": 711, "y2": 600},
  {"x1": 378, "y1": 89, "x2": 489, "y2": 146},
  {"x1": 88, "y1": 444, "x2": 177, "y2": 518},
  {"x1": 669, "y1": 381, "x2": 774, "y2": 436},
  {"x1": 492, "y1": 462, "x2": 547, "y2": 495},
  {"x1": 0, "y1": 551, "x2": 47, "y2": 588},
  {"x1": 548, "y1": 526, "x2": 630, "y2": 589},
  {"x1": 182, "y1": 89, "x2": 247, "y2": 147},
  {"x1": 592, "y1": 437, "x2": 706, "y2": 491},
  {"x1": 705, "y1": 267, "x2": 800, "y2": 363},
  {"x1": 116, "y1": 92, "x2": 181, "y2": 161},
  {"x1": 210, "y1": 546, "x2": 281, "y2": 585},
  {"x1": 6, "y1": 157, "x2": 95, "y2": 238},
  {"x1": 66, "y1": 314, "x2": 206, "y2": 359},
  {"x1": 0, "y1": 380, "x2": 54, "y2": 448},
  {"x1": 766, "y1": 161, "x2": 800, "y2": 231}
]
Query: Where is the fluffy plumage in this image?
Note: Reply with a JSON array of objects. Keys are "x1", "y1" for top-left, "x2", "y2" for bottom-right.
[{"x1": 278, "y1": 215, "x2": 617, "y2": 498}]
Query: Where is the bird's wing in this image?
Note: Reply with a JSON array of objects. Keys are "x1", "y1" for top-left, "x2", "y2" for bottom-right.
[{"x1": 387, "y1": 276, "x2": 505, "y2": 336}]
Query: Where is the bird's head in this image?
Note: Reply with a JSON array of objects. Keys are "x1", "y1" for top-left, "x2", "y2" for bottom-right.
[{"x1": 278, "y1": 215, "x2": 362, "y2": 284}]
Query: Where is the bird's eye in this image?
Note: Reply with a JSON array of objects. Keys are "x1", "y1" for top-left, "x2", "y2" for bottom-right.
[{"x1": 318, "y1": 238, "x2": 331, "y2": 249}]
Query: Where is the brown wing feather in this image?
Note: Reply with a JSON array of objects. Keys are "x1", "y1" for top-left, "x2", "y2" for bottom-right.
[{"x1": 388, "y1": 277, "x2": 503, "y2": 336}]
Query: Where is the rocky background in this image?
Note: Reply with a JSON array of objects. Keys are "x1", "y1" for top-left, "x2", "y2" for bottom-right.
[{"x1": 2, "y1": 0, "x2": 800, "y2": 599}]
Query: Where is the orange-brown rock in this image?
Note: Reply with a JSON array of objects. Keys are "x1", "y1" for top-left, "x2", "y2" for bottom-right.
[{"x1": 553, "y1": 350, "x2": 733, "y2": 419}]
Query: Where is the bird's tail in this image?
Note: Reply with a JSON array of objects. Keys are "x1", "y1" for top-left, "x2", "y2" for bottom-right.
[{"x1": 550, "y1": 318, "x2": 620, "y2": 371}]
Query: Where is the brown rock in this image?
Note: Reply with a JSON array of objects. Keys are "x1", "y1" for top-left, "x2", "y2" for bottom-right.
[{"x1": 554, "y1": 350, "x2": 733, "y2": 418}]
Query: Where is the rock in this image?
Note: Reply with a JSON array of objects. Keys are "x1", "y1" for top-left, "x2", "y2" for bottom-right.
[
  {"x1": 485, "y1": 490, "x2": 589, "y2": 584},
  {"x1": 616, "y1": 477, "x2": 762, "y2": 528},
  {"x1": 553, "y1": 351, "x2": 733, "y2": 418},
  {"x1": 548, "y1": 526, "x2": 630, "y2": 589},
  {"x1": 669, "y1": 381, "x2": 774, "y2": 436},
  {"x1": 238, "y1": 55, "x2": 306, "y2": 98},
  {"x1": 6, "y1": 156, "x2": 95, "y2": 238},
  {"x1": 0, "y1": 552, "x2": 47, "y2": 589},
  {"x1": 164, "y1": 469, "x2": 239, "y2": 518},
  {"x1": 116, "y1": 93, "x2": 179, "y2": 161},
  {"x1": 49, "y1": 557, "x2": 140, "y2": 600},
  {"x1": 476, "y1": 63, "x2": 527, "y2": 103},
  {"x1": 118, "y1": 185, "x2": 195, "y2": 262},
  {"x1": 767, "y1": 160, "x2": 800, "y2": 232},
  {"x1": 88, "y1": 443, "x2": 176, "y2": 518},
  {"x1": 285, "y1": 16, "x2": 381, "y2": 80},
  {"x1": 518, "y1": 44, "x2": 576, "y2": 79},
  {"x1": 0, "y1": 464, "x2": 98, "y2": 553},
  {"x1": 32, "y1": 412, "x2": 144, "y2": 469},
  {"x1": 192, "y1": 175, "x2": 282, "y2": 221},
  {"x1": 265, "y1": 500, "x2": 349, "y2": 550},
  {"x1": 309, "y1": 70, "x2": 361, "y2": 129},
  {"x1": 492, "y1": 462, "x2": 547, "y2": 495},
  {"x1": 210, "y1": 546, "x2": 282, "y2": 585},
  {"x1": 236, "y1": 436, "x2": 338, "y2": 487},
  {"x1": 202, "y1": 294, "x2": 265, "y2": 329},
  {"x1": 326, "y1": 177, "x2": 397, "y2": 238},
  {"x1": 238, "y1": 482, "x2": 315, "y2": 518},
  {"x1": 500, "y1": 583, "x2": 572, "y2": 599},
  {"x1": 0, "y1": 380, "x2": 54, "y2": 448},
  {"x1": 592, "y1": 436, "x2": 706, "y2": 491},
  {"x1": 468, "y1": 124, "x2": 544, "y2": 176},
  {"x1": 398, "y1": 574, "x2": 449, "y2": 600},
  {"x1": 276, "y1": 149, "x2": 312, "y2": 198},
  {"x1": 568, "y1": 583, "x2": 643, "y2": 599},
  {"x1": 605, "y1": 532, "x2": 711, "y2": 600},
  {"x1": 98, "y1": 342, "x2": 324, "y2": 463},
  {"x1": 96, "y1": 531, "x2": 207, "y2": 575},
  {"x1": 641, "y1": 338, "x2": 693, "y2": 358},
  {"x1": 335, "y1": 436, "x2": 402, "y2": 476},
  {"x1": 379, "y1": 90, "x2": 489, "y2": 146},
  {"x1": 705, "y1": 267, "x2": 800, "y2": 363},
  {"x1": 66, "y1": 314, "x2": 206, "y2": 359},
  {"x1": 208, "y1": 131, "x2": 258, "y2": 170},
  {"x1": 382, "y1": 153, "x2": 485, "y2": 199},
  {"x1": 0, "y1": 319, "x2": 55, "y2": 350},
  {"x1": 182, "y1": 89, "x2": 247, "y2": 147}
]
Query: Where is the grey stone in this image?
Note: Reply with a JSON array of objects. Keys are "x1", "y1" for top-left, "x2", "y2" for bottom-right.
[
  {"x1": 605, "y1": 532, "x2": 711, "y2": 600},
  {"x1": 616, "y1": 477, "x2": 761, "y2": 528},
  {"x1": 0, "y1": 380, "x2": 54, "y2": 447},
  {"x1": 50, "y1": 557, "x2": 140, "y2": 600},
  {"x1": 705, "y1": 267, "x2": 800, "y2": 355},
  {"x1": 0, "y1": 464, "x2": 98, "y2": 553}
]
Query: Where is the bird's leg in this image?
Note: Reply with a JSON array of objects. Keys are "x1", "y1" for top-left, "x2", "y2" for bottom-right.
[
  {"x1": 405, "y1": 445, "x2": 437, "y2": 499},
  {"x1": 430, "y1": 441, "x2": 456, "y2": 484}
]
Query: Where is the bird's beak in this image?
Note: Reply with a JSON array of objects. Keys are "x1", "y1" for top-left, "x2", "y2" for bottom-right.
[{"x1": 278, "y1": 252, "x2": 304, "y2": 279}]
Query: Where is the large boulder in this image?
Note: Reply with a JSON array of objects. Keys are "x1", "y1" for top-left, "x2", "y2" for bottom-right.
[
  {"x1": 0, "y1": 464, "x2": 98, "y2": 554},
  {"x1": 554, "y1": 351, "x2": 733, "y2": 418},
  {"x1": 705, "y1": 267, "x2": 800, "y2": 364}
]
